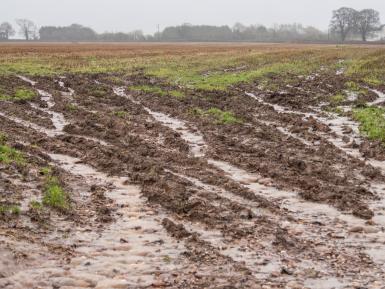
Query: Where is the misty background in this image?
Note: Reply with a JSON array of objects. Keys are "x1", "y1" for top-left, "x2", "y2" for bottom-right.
[{"x1": 0, "y1": 0, "x2": 384, "y2": 42}]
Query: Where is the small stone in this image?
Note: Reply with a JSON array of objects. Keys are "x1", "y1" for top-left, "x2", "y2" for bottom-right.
[
  {"x1": 270, "y1": 271, "x2": 280, "y2": 277},
  {"x1": 349, "y1": 226, "x2": 364, "y2": 233},
  {"x1": 365, "y1": 220, "x2": 376, "y2": 226},
  {"x1": 259, "y1": 178, "x2": 273, "y2": 186}
]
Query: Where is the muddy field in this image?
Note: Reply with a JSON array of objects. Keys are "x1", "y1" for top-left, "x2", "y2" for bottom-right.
[{"x1": 1, "y1": 43, "x2": 385, "y2": 288}]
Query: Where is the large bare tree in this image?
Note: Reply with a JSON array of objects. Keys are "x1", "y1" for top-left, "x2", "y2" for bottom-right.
[
  {"x1": 355, "y1": 9, "x2": 381, "y2": 41},
  {"x1": 0, "y1": 22, "x2": 15, "y2": 40},
  {"x1": 330, "y1": 7, "x2": 357, "y2": 41},
  {"x1": 16, "y1": 19, "x2": 37, "y2": 40}
]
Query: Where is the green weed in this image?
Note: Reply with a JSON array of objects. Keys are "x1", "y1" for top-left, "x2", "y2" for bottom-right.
[
  {"x1": 91, "y1": 88, "x2": 108, "y2": 98},
  {"x1": 66, "y1": 103, "x2": 78, "y2": 111},
  {"x1": 30, "y1": 200, "x2": 43, "y2": 210},
  {"x1": 330, "y1": 94, "x2": 346, "y2": 104},
  {"x1": 169, "y1": 90, "x2": 185, "y2": 98},
  {"x1": 0, "y1": 145, "x2": 25, "y2": 165},
  {"x1": 353, "y1": 107, "x2": 385, "y2": 142},
  {"x1": 324, "y1": 106, "x2": 344, "y2": 115},
  {"x1": 40, "y1": 166, "x2": 52, "y2": 176},
  {"x1": 0, "y1": 88, "x2": 37, "y2": 102},
  {"x1": 113, "y1": 110, "x2": 129, "y2": 118},
  {"x1": 163, "y1": 255, "x2": 172, "y2": 263},
  {"x1": 0, "y1": 132, "x2": 7, "y2": 144},
  {"x1": 190, "y1": 107, "x2": 242, "y2": 124},
  {"x1": 43, "y1": 176, "x2": 70, "y2": 211},
  {"x1": 0, "y1": 204, "x2": 21, "y2": 215},
  {"x1": 130, "y1": 85, "x2": 165, "y2": 96},
  {"x1": 345, "y1": 81, "x2": 360, "y2": 92}
]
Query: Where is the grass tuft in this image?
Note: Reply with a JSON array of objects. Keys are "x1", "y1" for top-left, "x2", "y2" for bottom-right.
[
  {"x1": 169, "y1": 90, "x2": 185, "y2": 99},
  {"x1": 40, "y1": 166, "x2": 52, "y2": 176},
  {"x1": 66, "y1": 103, "x2": 78, "y2": 111},
  {"x1": 0, "y1": 204, "x2": 21, "y2": 215},
  {"x1": 0, "y1": 88, "x2": 37, "y2": 102},
  {"x1": 0, "y1": 144, "x2": 25, "y2": 165},
  {"x1": 0, "y1": 132, "x2": 7, "y2": 144},
  {"x1": 130, "y1": 85, "x2": 165, "y2": 95},
  {"x1": 113, "y1": 110, "x2": 129, "y2": 118},
  {"x1": 130, "y1": 85, "x2": 185, "y2": 98},
  {"x1": 30, "y1": 200, "x2": 43, "y2": 211},
  {"x1": 43, "y1": 176, "x2": 70, "y2": 211},
  {"x1": 353, "y1": 107, "x2": 385, "y2": 142},
  {"x1": 190, "y1": 107, "x2": 242, "y2": 124},
  {"x1": 330, "y1": 94, "x2": 346, "y2": 104}
]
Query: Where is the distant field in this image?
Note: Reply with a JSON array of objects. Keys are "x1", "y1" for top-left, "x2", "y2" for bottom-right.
[{"x1": 0, "y1": 42, "x2": 384, "y2": 88}]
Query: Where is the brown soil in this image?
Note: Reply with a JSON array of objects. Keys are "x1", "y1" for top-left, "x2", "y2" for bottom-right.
[{"x1": 1, "y1": 69, "x2": 385, "y2": 288}]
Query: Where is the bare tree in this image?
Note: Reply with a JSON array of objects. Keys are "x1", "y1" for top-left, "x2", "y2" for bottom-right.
[
  {"x1": 330, "y1": 7, "x2": 357, "y2": 41},
  {"x1": 355, "y1": 9, "x2": 381, "y2": 41},
  {"x1": 0, "y1": 22, "x2": 15, "y2": 40},
  {"x1": 16, "y1": 19, "x2": 37, "y2": 40}
]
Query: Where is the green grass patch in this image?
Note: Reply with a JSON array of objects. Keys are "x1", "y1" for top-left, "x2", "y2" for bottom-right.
[
  {"x1": 206, "y1": 108, "x2": 242, "y2": 124},
  {"x1": 40, "y1": 166, "x2": 52, "y2": 176},
  {"x1": 0, "y1": 204, "x2": 21, "y2": 215},
  {"x1": 130, "y1": 85, "x2": 166, "y2": 96},
  {"x1": 147, "y1": 53, "x2": 322, "y2": 91},
  {"x1": 363, "y1": 76, "x2": 382, "y2": 86},
  {"x1": 169, "y1": 90, "x2": 185, "y2": 98},
  {"x1": 130, "y1": 85, "x2": 185, "y2": 98},
  {"x1": 0, "y1": 144, "x2": 25, "y2": 165},
  {"x1": 66, "y1": 103, "x2": 78, "y2": 111},
  {"x1": 163, "y1": 255, "x2": 172, "y2": 263},
  {"x1": 345, "y1": 81, "x2": 361, "y2": 92},
  {"x1": 0, "y1": 88, "x2": 37, "y2": 102},
  {"x1": 43, "y1": 176, "x2": 70, "y2": 211},
  {"x1": 29, "y1": 200, "x2": 43, "y2": 211},
  {"x1": 0, "y1": 132, "x2": 7, "y2": 144},
  {"x1": 190, "y1": 107, "x2": 242, "y2": 125},
  {"x1": 346, "y1": 51, "x2": 385, "y2": 87},
  {"x1": 324, "y1": 106, "x2": 344, "y2": 115},
  {"x1": 105, "y1": 76, "x2": 125, "y2": 85},
  {"x1": 353, "y1": 107, "x2": 385, "y2": 142},
  {"x1": 345, "y1": 81, "x2": 368, "y2": 96},
  {"x1": 91, "y1": 88, "x2": 109, "y2": 98},
  {"x1": 113, "y1": 110, "x2": 129, "y2": 118},
  {"x1": 330, "y1": 94, "x2": 346, "y2": 104}
]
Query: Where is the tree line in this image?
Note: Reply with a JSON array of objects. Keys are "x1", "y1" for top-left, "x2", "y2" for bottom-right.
[
  {"x1": 330, "y1": 7, "x2": 383, "y2": 41},
  {"x1": 0, "y1": 7, "x2": 383, "y2": 42}
]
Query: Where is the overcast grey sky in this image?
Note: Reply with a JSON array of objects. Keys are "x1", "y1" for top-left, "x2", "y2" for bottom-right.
[{"x1": 1, "y1": 0, "x2": 384, "y2": 34}]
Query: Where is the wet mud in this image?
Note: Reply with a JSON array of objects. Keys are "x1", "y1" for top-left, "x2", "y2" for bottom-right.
[{"x1": 1, "y1": 72, "x2": 385, "y2": 288}]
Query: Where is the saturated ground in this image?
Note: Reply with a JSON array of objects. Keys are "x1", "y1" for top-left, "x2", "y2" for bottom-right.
[{"x1": 1, "y1": 43, "x2": 385, "y2": 288}]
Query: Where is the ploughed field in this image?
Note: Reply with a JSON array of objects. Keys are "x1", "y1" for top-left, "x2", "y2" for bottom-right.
[{"x1": 1, "y1": 43, "x2": 385, "y2": 288}]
